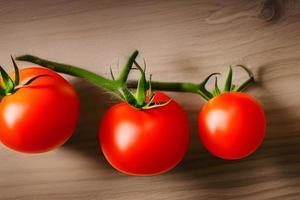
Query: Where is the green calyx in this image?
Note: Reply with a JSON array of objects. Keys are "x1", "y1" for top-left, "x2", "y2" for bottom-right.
[
  {"x1": 0, "y1": 56, "x2": 48, "y2": 99},
  {"x1": 16, "y1": 50, "x2": 255, "y2": 103},
  {"x1": 130, "y1": 60, "x2": 171, "y2": 109},
  {"x1": 113, "y1": 57, "x2": 170, "y2": 109},
  {"x1": 107, "y1": 51, "x2": 171, "y2": 109},
  {"x1": 198, "y1": 64, "x2": 255, "y2": 100}
]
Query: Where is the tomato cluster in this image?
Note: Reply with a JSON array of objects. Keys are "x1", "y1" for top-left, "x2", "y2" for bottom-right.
[{"x1": 0, "y1": 53, "x2": 266, "y2": 176}]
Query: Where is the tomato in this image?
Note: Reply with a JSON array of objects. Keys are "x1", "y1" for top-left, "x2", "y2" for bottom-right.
[
  {"x1": 0, "y1": 67, "x2": 79, "y2": 153},
  {"x1": 198, "y1": 92, "x2": 266, "y2": 160},
  {"x1": 99, "y1": 92, "x2": 189, "y2": 175}
]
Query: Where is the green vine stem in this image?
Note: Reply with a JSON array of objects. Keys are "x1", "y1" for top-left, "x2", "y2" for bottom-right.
[
  {"x1": 16, "y1": 51, "x2": 255, "y2": 101},
  {"x1": 16, "y1": 53, "x2": 139, "y2": 93}
]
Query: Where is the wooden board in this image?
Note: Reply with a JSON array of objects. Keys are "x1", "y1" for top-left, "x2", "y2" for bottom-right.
[{"x1": 1, "y1": 0, "x2": 300, "y2": 199}]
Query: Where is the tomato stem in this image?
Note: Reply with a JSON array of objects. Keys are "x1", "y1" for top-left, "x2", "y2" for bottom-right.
[
  {"x1": 117, "y1": 51, "x2": 139, "y2": 83},
  {"x1": 138, "y1": 81, "x2": 211, "y2": 101}
]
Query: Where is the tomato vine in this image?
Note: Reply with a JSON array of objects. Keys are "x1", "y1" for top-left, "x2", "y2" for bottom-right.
[
  {"x1": 13, "y1": 50, "x2": 266, "y2": 161},
  {"x1": 16, "y1": 50, "x2": 255, "y2": 103}
]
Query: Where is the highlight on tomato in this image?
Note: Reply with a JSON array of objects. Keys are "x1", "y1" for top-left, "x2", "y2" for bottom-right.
[
  {"x1": 197, "y1": 66, "x2": 266, "y2": 160},
  {"x1": 0, "y1": 57, "x2": 80, "y2": 153}
]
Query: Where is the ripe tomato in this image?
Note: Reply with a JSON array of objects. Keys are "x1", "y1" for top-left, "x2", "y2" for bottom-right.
[
  {"x1": 0, "y1": 67, "x2": 79, "y2": 153},
  {"x1": 99, "y1": 92, "x2": 189, "y2": 175},
  {"x1": 198, "y1": 92, "x2": 266, "y2": 160}
]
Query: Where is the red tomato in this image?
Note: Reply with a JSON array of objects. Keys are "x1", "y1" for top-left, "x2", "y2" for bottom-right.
[
  {"x1": 0, "y1": 67, "x2": 79, "y2": 153},
  {"x1": 198, "y1": 92, "x2": 266, "y2": 160},
  {"x1": 99, "y1": 92, "x2": 189, "y2": 175}
]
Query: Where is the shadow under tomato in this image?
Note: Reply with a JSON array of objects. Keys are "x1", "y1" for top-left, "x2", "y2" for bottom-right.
[
  {"x1": 170, "y1": 111, "x2": 265, "y2": 192},
  {"x1": 62, "y1": 78, "x2": 119, "y2": 171},
  {"x1": 255, "y1": 64, "x2": 300, "y2": 177}
]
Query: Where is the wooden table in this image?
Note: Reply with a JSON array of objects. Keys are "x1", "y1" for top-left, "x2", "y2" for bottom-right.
[{"x1": 1, "y1": 0, "x2": 300, "y2": 199}]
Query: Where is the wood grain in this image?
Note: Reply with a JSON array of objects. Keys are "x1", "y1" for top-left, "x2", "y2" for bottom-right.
[{"x1": 1, "y1": 0, "x2": 300, "y2": 199}]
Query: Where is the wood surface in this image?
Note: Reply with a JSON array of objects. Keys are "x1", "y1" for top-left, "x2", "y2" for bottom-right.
[{"x1": 1, "y1": 0, "x2": 300, "y2": 199}]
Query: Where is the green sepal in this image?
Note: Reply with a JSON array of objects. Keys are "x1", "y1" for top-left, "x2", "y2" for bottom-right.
[
  {"x1": 119, "y1": 85, "x2": 137, "y2": 106},
  {"x1": 0, "y1": 66, "x2": 14, "y2": 94},
  {"x1": 24, "y1": 75, "x2": 49, "y2": 86},
  {"x1": 11, "y1": 56, "x2": 20, "y2": 86},
  {"x1": 147, "y1": 74, "x2": 154, "y2": 101},
  {"x1": 223, "y1": 65, "x2": 232, "y2": 92},
  {"x1": 133, "y1": 60, "x2": 146, "y2": 107},
  {"x1": 142, "y1": 99, "x2": 172, "y2": 110},
  {"x1": 14, "y1": 75, "x2": 51, "y2": 92},
  {"x1": 117, "y1": 50, "x2": 139, "y2": 83},
  {"x1": 235, "y1": 64, "x2": 255, "y2": 92},
  {"x1": 212, "y1": 76, "x2": 221, "y2": 96},
  {"x1": 141, "y1": 92, "x2": 172, "y2": 110},
  {"x1": 199, "y1": 72, "x2": 220, "y2": 99}
]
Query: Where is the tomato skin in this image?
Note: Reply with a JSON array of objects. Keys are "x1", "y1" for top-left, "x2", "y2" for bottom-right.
[
  {"x1": 99, "y1": 92, "x2": 189, "y2": 175},
  {"x1": 198, "y1": 92, "x2": 266, "y2": 160},
  {"x1": 0, "y1": 67, "x2": 80, "y2": 153}
]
